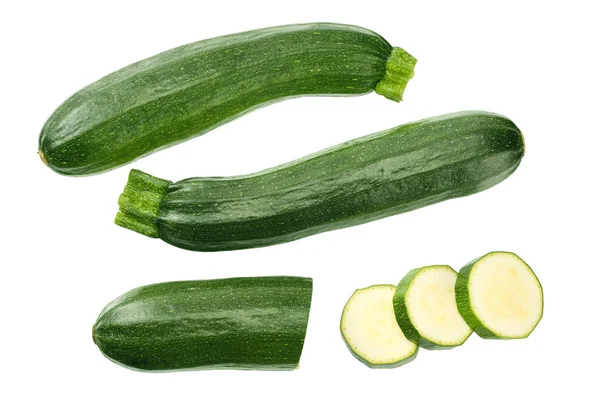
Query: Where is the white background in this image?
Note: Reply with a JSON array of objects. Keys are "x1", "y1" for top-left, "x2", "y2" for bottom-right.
[{"x1": 2, "y1": 0, "x2": 598, "y2": 398}]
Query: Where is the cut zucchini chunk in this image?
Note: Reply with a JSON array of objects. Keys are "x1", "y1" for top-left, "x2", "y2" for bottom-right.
[
  {"x1": 455, "y1": 252, "x2": 543, "y2": 339},
  {"x1": 340, "y1": 284, "x2": 418, "y2": 368},
  {"x1": 393, "y1": 265, "x2": 473, "y2": 349}
]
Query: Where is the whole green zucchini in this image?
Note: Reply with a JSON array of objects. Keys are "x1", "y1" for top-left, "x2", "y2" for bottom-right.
[
  {"x1": 115, "y1": 111, "x2": 525, "y2": 251},
  {"x1": 38, "y1": 23, "x2": 416, "y2": 176},
  {"x1": 92, "y1": 276, "x2": 313, "y2": 371}
]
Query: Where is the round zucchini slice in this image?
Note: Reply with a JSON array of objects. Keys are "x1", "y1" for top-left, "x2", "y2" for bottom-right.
[
  {"x1": 455, "y1": 252, "x2": 543, "y2": 339},
  {"x1": 393, "y1": 265, "x2": 473, "y2": 349},
  {"x1": 340, "y1": 284, "x2": 418, "y2": 368}
]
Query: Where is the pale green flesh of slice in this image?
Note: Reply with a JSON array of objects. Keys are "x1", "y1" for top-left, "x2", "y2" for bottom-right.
[
  {"x1": 470, "y1": 253, "x2": 543, "y2": 337},
  {"x1": 407, "y1": 266, "x2": 472, "y2": 345},
  {"x1": 341, "y1": 285, "x2": 417, "y2": 365}
]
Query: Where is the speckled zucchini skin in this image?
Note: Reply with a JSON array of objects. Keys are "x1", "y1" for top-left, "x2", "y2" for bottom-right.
[
  {"x1": 92, "y1": 276, "x2": 313, "y2": 371},
  {"x1": 116, "y1": 111, "x2": 525, "y2": 252},
  {"x1": 38, "y1": 23, "x2": 416, "y2": 176}
]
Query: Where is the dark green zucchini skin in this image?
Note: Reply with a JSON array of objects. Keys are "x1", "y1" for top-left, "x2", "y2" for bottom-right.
[
  {"x1": 116, "y1": 111, "x2": 525, "y2": 252},
  {"x1": 92, "y1": 276, "x2": 313, "y2": 371},
  {"x1": 38, "y1": 23, "x2": 416, "y2": 176}
]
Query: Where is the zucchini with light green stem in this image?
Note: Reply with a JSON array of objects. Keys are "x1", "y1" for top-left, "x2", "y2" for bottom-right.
[
  {"x1": 455, "y1": 252, "x2": 543, "y2": 339},
  {"x1": 38, "y1": 22, "x2": 417, "y2": 176},
  {"x1": 92, "y1": 276, "x2": 313, "y2": 371},
  {"x1": 393, "y1": 265, "x2": 472, "y2": 349},
  {"x1": 115, "y1": 111, "x2": 525, "y2": 252},
  {"x1": 340, "y1": 284, "x2": 418, "y2": 368}
]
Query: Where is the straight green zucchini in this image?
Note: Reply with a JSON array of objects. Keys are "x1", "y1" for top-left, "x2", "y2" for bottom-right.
[
  {"x1": 38, "y1": 23, "x2": 416, "y2": 176},
  {"x1": 116, "y1": 111, "x2": 525, "y2": 252},
  {"x1": 92, "y1": 276, "x2": 313, "y2": 371}
]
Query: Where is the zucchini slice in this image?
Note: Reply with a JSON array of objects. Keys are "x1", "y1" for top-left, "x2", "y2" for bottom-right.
[
  {"x1": 455, "y1": 252, "x2": 543, "y2": 339},
  {"x1": 340, "y1": 285, "x2": 418, "y2": 368},
  {"x1": 393, "y1": 265, "x2": 472, "y2": 349}
]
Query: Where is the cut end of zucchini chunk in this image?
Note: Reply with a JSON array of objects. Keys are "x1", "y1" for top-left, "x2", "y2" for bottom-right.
[
  {"x1": 375, "y1": 47, "x2": 417, "y2": 102},
  {"x1": 341, "y1": 284, "x2": 417, "y2": 368},
  {"x1": 455, "y1": 252, "x2": 543, "y2": 339},
  {"x1": 394, "y1": 265, "x2": 472, "y2": 349},
  {"x1": 115, "y1": 169, "x2": 172, "y2": 238}
]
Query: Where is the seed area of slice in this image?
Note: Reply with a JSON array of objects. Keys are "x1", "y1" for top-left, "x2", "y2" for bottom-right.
[
  {"x1": 393, "y1": 265, "x2": 472, "y2": 349},
  {"x1": 340, "y1": 285, "x2": 418, "y2": 368},
  {"x1": 455, "y1": 252, "x2": 543, "y2": 339}
]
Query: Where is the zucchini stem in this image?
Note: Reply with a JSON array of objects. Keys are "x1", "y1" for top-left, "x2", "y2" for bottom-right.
[
  {"x1": 115, "y1": 169, "x2": 171, "y2": 238},
  {"x1": 375, "y1": 47, "x2": 417, "y2": 102}
]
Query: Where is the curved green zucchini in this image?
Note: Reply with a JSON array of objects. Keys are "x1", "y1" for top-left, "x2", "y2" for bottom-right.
[
  {"x1": 38, "y1": 22, "x2": 417, "y2": 176},
  {"x1": 92, "y1": 276, "x2": 313, "y2": 371},
  {"x1": 115, "y1": 111, "x2": 525, "y2": 252}
]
